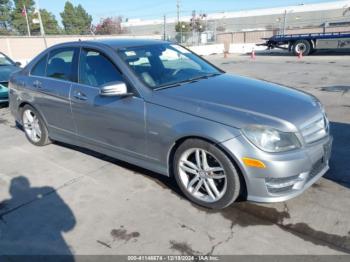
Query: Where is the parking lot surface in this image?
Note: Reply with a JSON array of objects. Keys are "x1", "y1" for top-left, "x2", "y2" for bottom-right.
[{"x1": 0, "y1": 53, "x2": 349, "y2": 255}]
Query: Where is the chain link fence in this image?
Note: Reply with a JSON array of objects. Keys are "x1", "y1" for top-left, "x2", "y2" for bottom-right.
[{"x1": 160, "y1": 7, "x2": 350, "y2": 46}]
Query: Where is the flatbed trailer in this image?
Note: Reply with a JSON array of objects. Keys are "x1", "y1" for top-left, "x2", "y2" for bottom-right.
[{"x1": 259, "y1": 31, "x2": 350, "y2": 56}]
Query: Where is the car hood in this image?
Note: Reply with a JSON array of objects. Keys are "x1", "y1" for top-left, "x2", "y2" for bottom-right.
[
  {"x1": 0, "y1": 65, "x2": 20, "y2": 82},
  {"x1": 149, "y1": 74, "x2": 322, "y2": 132}
]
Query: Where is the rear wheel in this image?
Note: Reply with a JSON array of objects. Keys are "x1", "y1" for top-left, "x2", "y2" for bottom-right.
[
  {"x1": 173, "y1": 139, "x2": 241, "y2": 209},
  {"x1": 22, "y1": 105, "x2": 51, "y2": 146},
  {"x1": 293, "y1": 40, "x2": 311, "y2": 56}
]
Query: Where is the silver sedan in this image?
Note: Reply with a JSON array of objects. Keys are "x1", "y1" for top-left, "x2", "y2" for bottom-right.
[{"x1": 9, "y1": 39, "x2": 332, "y2": 209}]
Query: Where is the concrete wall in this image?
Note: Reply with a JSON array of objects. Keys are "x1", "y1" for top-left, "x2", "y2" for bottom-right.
[
  {"x1": 0, "y1": 35, "x2": 162, "y2": 64},
  {"x1": 123, "y1": 6, "x2": 349, "y2": 36},
  {"x1": 0, "y1": 26, "x2": 349, "y2": 62}
]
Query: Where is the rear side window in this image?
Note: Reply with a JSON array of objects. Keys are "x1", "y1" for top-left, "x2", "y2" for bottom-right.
[
  {"x1": 31, "y1": 55, "x2": 48, "y2": 77},
  {"x1": 47, "y1": 48, "x2": 77, "y2": 81},
  {"x1": 79, "y1": 49, "x2": 123, "y2": 87}
]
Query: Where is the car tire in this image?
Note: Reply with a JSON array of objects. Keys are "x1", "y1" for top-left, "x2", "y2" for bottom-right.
[
  {"x1": 293, "y1": 40, "x2": 311, "y2": 56},
  {"x1": 173, "y1": 139, "x2": 241, "y2": 209},
  {"x1": 21, "y1": 105, "x2": 51, "y2": 146}
]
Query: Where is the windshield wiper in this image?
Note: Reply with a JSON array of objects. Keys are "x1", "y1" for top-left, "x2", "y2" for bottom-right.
[
  {"x1": 154, "y1": 73, "x2": 222, "y2": 91},
  {"x1": 190, "y1": 73, "x2": 222, "y2": 81},
  {"x1": 154, "y1": 83, "x2": 183, "y2": 90}
]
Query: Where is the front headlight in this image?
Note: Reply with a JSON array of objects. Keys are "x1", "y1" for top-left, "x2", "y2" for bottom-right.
[{"x1": 242, "y1": 126, "x2": 301, "y2": 153}]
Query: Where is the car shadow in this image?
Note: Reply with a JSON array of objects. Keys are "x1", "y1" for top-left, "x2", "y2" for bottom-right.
[
  {"x1": 318, "y1": 85, "x2": 350, "y2": 95},
  {"x1": 55, "y1": 141, "x2": 185, "y2": 198},
  {"x1": 325, "y1": 122, "x2": 350, "y2": 188},
  {"x1": 251, "y1": 49, "x2": 350, "y2": 56},
  {"x1": 0, "y1": 176, "x2": 76, "y2": 260},
  {"x1": 0, "y1": 102, "x2": 8, "y2": 109}
]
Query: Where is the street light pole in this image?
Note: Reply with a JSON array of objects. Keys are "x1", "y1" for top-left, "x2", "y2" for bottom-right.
[
  {"x1": 35, "y1": 0, "x2": 47, "y2": 48},
  {"x1": 23, "y1": 4, "x2": 31, "y2": 36},
  {"x1": 283, "y1": 9, "x2": 287, "y2": 35},
  {"x1": 163, "y1": 15, "x2": 166, "y2": 40},
  {"x1": 176, "y1": 0, "x2": 180, "y2": 23}
]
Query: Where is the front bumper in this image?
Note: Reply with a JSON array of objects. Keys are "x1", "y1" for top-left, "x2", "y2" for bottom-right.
[
  {"x1": 0, "y1": 84, "x2": 9, "y2": 103},
  {"x1": 221, "y1": 134, "x2": 333, "y2": 203}
]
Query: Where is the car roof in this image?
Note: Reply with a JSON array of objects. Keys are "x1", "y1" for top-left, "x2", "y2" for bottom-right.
[
  {"x1": 45, "y1": 39, "x2": 172, "y2": 53},
  {"x1": 92, "y1": 38, "x2": 169, "y2": 48}
]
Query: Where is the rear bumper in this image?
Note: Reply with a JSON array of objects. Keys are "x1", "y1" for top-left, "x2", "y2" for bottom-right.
[{"x1": 221, "y1": 134, "x2": 333, "y2": 203}]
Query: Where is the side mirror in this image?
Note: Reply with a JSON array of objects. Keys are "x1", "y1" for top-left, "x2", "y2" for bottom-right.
[
  {"x1": 15, "y1": 62, "x2": 22, "y2": 67},
  {"x1": 100, "y1": 82, "x2": 132, "y2": 97}
]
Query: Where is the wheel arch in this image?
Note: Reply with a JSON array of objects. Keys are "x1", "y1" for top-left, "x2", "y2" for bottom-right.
[
  {"x1": 167, "y1": 135, "x2": 248, "y2": 199},
  {"x1": 18, "y1": 102, "x2": 49, "y2": 128}
]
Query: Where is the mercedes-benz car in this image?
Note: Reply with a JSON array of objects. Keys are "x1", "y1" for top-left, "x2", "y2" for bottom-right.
[
  {"x1": 0, "y1": 52, "x2": 21, "y2": 104},
  {"x1": 9, "y1": 39, "x2": 332, "y2": 209}
]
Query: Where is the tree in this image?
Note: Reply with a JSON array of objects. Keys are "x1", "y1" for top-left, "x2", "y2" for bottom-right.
[
  {"x1": 175, "y1": 21, "x2": 191, "y2": 33},
  {"x1": 190, "y1": 17, "x2": 206, "y2": 33},
  {"x1": 175, "y1": 22, "x2": 191, "y2": 43},
  {"x1": 0, "y1": 0, "x2": 12, "y2": 34},
  {"x1": 11, "y1": 0, "x2": 38, "y2": 35},
  {"x1": 189, "y1": 13, "x2": 207, "y2": 33},
  {"x1": 94, "y1": 16, "x2": 124, "y2": 35},
  {"x1": 61, "y1": 1, "x2": 92, "y2": 35},
  {"x1": 76, "y1": 4, "x2": 92, "y2": 34},
  {"x1": 60, "y1": 1, "x2": 75, "y2": 34},
  {"x1": 39, "y1": 9, "x2": 61, "y2": 35}
]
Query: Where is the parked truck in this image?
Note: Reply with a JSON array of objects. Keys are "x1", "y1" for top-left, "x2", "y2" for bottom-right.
[{"x1": 260, "y1": 31, "x2": 350, "y2": 56}]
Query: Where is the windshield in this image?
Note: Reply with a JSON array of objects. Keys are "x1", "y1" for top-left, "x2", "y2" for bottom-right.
[
  {"x1": 0, "y1": 53, "x2": 14, "y2": 66},
  {"x1": 117, "y1": 44, "x2": 221, "y2": 89}
]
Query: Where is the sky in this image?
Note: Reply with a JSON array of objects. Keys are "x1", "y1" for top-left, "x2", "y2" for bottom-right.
[{"x1": 38, "y1": 0, "x2": 342, "y2": 24}]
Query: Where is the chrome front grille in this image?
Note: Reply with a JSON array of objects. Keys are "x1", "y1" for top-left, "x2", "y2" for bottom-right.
[{"x1": 300, "y1": 114, "x2": 328, "y2": 144}]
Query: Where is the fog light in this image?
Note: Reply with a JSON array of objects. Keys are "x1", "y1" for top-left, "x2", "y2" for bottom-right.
[{"x1": 265, "y1": 175, "x2": 304, "y2": 194}]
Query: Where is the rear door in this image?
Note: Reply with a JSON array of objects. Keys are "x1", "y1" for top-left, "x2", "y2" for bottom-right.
[
  {"x1": 70, "y1": 48, "x2": 146, "y2": 157},
  {"x1": 29, "y1": 47, "x2": 79, "y2": 136}
]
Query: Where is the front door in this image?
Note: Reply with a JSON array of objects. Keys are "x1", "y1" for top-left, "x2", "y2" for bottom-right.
[{"x1": 70, "y1": 48, "x2": 146, "y2": 157}]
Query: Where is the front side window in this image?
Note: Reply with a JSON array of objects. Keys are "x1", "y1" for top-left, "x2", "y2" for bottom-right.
[
  {"x1": 47, "y1": 48, "x2": 76, "y2": 81},
  {"x1": 79, "y1": 49, "x2": 123, "y2": 87},
  {"x1": 117, "y1": 44, "x2": 221, "y2": 89},
  {"x1": 31, "y1": 55, "x2": 48, "y2": 77},
  {"x1": 0, "y1": 53, "x2": 14, "y2": 66}
]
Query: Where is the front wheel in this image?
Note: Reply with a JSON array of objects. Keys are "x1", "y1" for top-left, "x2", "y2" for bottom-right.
[
  {"x1": 173, "y1": 139, "x2": 241, "y2": 209},
  {"x1": 293, "y1": 40, "x2": 311, "y2": 56},
  {"x1": 22, "y1": 105, "x2": 51, "y2": 146}
]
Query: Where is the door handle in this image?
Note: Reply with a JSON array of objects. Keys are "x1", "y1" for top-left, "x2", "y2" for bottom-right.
[
  {"x1": 73, "y1": 91, "x2": 87, "y2": 101},
  {"x1": 33, "y1": 80, "x2": 42, "y2": 88}
]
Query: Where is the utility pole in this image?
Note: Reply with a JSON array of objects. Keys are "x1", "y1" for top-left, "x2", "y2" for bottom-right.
[
  {"x1": 282, "y1": 9, "x2": 287, "y2": 35},
  {"x1": 23, "y1": 4, "x2": 31, "y2": 36},
  {"x1": 191, "y1": 10, "x2": 196, "y2": 45},
  {"x1": 35, "y1": 0, "x2": 47, "y2": 48},
  {"x1": 176, "y1": 0, "x2": 180, "y2": 23},
  {"x1": 163, "y1": 15, "x2": 166, "y2": 40}
]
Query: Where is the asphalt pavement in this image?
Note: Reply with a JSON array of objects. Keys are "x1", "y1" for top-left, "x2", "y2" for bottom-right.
[{"x1": 0, "y1": 52, "x2": 349, "y2": 256}]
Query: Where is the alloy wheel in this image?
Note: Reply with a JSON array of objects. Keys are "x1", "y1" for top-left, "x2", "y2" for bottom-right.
[
  {"x1": 178, "y1": 148, "x2": 227, "y2": 203},
  {"x1": 23, "y1": 109, "x2": 42, "y2": 143}
]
